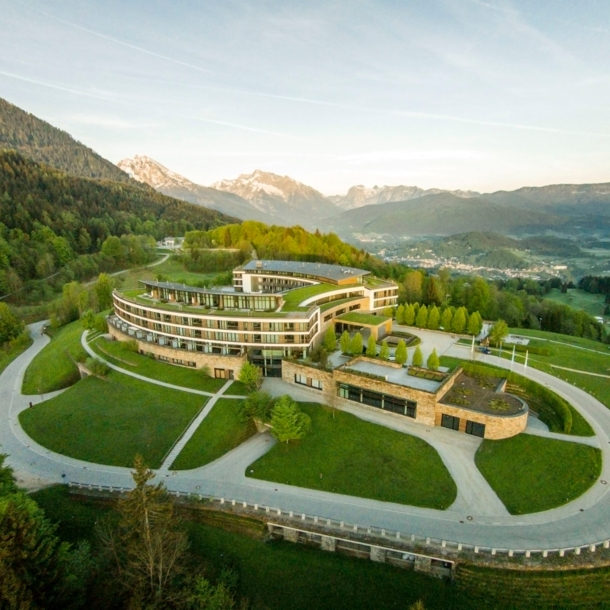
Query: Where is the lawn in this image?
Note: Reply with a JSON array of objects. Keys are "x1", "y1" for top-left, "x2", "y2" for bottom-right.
[
  {"x1": 544, "y1": 288, "x2": 607, "y2": 319},
  {"x1": 19, "y1": 371, "x2": 206, "y2": 468},
  {"x1": 172, "y1": 398, "x2": 255, "y2": 469},
  {"x1": 475, "y1": 433, "x2": 601, "y2": 514},
  {"x1": 281, "y1": 283, "x2": 336, "y2": 310},
  {"x1": 247, "y1": 403, "x2": 457, "y2": 509},
  {"x1": 22, "y1": 320, "x2": 88, "y2": 394},
  {"x1": 337, "y1": 311, "x2": 391, "y2": 326},
  {"x1": 90, "y1": 336, "x2": 230, "y2": 393}
]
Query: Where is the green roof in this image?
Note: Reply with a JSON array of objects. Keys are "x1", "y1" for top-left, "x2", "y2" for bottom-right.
[
  {"x1": 337, "y1": 312, "x2": 391, "y2": 326},
  {"x1": 280, "y1": 283, "x2": 338, "y2": 311}
]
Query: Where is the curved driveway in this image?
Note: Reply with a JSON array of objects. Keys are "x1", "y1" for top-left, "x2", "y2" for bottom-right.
[{"x1": 2, "y1": 323, "x2": 610, "y2": 552}]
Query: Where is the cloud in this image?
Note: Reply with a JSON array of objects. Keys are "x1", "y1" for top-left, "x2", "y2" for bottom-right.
[
  {"x1": 338, "y1": 149, "x2": 488, "y2": 164},
  {"x1": 69, "y1": 114, "x2": 157, "y2": 129}
]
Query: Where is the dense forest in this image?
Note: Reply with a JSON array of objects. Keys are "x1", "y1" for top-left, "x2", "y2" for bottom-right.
[
  {"x1": 0, "y1": 151, "x2": 235, "y2": 300},
  {"x1": 579, "y1": 276, "x2": 610, "y2": 306},
  {"x1": 0, "y1": 97, "x2": 132, "y2": 183}
]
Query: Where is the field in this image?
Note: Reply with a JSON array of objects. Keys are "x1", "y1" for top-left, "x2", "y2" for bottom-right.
[
  {"x1": 544, "y1": 288, "x2": 607, "y2": 320},
  {"x1": 172, "y1": 398, "x2": 256, "y2": 469},
  {"x1": 248, "y1": 402, "x2": 457, "y2": 509},
  {"x1": 475, "y1": 433, "x2": 602, "y2": 514},
  {"x1": 22, "y1": 319, "x2": 87, "y2": 394},
  {"x1": 19, "y1": 371, "x2": 205, "y2": 468},
  {"x1": 90, "y1": 336, "x2": 229, "y2": 393}
]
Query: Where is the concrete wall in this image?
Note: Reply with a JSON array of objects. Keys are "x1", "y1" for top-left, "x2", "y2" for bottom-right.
[{"x1": 109, "y1": 325, "x2": 247, "y2": 378}]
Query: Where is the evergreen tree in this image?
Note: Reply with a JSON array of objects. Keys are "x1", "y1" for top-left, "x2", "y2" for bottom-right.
[
  {"x1": 339, "y1": 331, "x2": 351, "y2": 354},
  {"x1": 489, "y1": 319, "x2": 509, "y2": 346},
  {"x1": 241, "y1": 391, "x2": 274, "y2": 423},
  {"x1": 412, "y1": 345, "x2": 423, "y2": 367},
  {"x1": 238, "y1": 362, "x2": 262, "y2": 391},
  {"x1": 415, "y1": 304, "x2": 428, "y2": 328},
  {"x1": 99, "y1": 455, "x2": 189, "y2": 607},
  {"x1": 394, "y1": 339, "x2": 407, "y2": 365},
  {"x1": 468, "y1": 311, "x2": 483, "y2": 336},
  {"x1": 427, "y1": 348, "x2": 440, "y2": 370},
  {"x1": 350, "y1": 332, "x2": 363, "y2": 356},
  {"x1": 403, "y1": 303, "x2": 415, "y2": 326},
  {"x1": 440, "y1": 307, "x2": 452, "y2": 331},
  {"x1": 322, "y1": 325, "x2": 337, "y2": 351},
  {"x1": 269, "y1": 395, "x2": 311, "y2": 443},
  {"x1": 366, "y1": 334, "x2": 377, "y2": 357},
  {"x1": 379, "y1": 340, "x2": 390, "y2": 360},
  {"x1": 427, "y1": 305, "x2": 440, "y2": 330},
  {"x1": 451, "y1": 307, "x2": 466, "y2": 334},
  {"x1": 395, "y1": 304, "x2": 405, "y2": 324}
]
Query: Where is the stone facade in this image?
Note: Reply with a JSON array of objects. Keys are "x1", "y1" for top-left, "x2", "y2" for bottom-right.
[
  {"x1": 282, "y1": 358, "x2": 527, "y2": 440},
  {"x1": 109, "y1": 325, "x2": 246, "y2": 379}
]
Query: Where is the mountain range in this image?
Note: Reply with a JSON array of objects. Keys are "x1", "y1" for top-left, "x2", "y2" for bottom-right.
[{"x1": 118, "y1": 155, "x2": 610, "y2": 237}]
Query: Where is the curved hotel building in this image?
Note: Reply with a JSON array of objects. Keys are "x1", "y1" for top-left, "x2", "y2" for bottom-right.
[{"x1": 109, "y1": 260, "x2": 398, "y2": 379}]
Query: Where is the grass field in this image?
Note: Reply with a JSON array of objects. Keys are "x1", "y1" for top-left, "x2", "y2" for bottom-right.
[
  {"x1": 20, "y1": 371, "x2": 205, "y2": 468},
  {"x1": 475, "y1": 433, "x2": 602, "y2": 514},
  {"x1": 172, "y1": 398, "x2": 255, "y2": 469},
  {"x1": 544, "y1": 288, "x2": 607, "y2": 319},
  {"x1": 22, "y1": 320, "x2": 87, "y2": 394},
  {"x1": 31, "y1": 485, "x2": 610, "y2": 610},
  {"x1": 248, "y1": 402, "x2": 457, "y2": 509},
  {"x1": 90, "y1": 336, "x2": 231, "y2": 393}
]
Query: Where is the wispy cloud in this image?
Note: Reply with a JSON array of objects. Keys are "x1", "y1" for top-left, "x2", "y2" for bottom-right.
[
  {"x1": 38, "y1": 11, "x2": 216, "y2": 75},
  {"x1": 69, "y1": 114, "x2": 157, "y2": 129},
  {"x1": 338, "y1": 149, "x2": 487, "y2": 164}
]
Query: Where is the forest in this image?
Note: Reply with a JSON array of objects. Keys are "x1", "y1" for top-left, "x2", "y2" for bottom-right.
[{"x1": 0, "y1": 151, "x2": 234, "y2": 301}]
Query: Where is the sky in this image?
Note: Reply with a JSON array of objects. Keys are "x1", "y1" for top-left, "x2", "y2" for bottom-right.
[{"x1": 1, "y1": 0, "x2": 610, "y2": 195}]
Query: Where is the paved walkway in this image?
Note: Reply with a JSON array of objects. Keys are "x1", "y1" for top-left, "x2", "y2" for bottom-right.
[
  {"x1": 4, "y1": 324, "x2": 610, "y2": 551},
  {"x1": 158, "y1": 380, "x2": 235, "y2": 472}
]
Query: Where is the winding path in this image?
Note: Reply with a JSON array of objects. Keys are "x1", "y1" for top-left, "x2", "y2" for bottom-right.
[{"x1": 2, "y1": 323, "x2": 610, "y2": 552}]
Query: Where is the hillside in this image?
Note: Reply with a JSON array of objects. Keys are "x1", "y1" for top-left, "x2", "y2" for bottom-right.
[
  {"x1": 118, "y1": 156, "x2": 274, "y2": 223},
  {"x1": 0, "y1": 150, "x2": 235, "y2": 292},
  {"x1": 0, "y1": 97, "x2": 132, "y2": 183},
  {"x1": 327, "y1": 192, "x2": 564, "y2": 237}
]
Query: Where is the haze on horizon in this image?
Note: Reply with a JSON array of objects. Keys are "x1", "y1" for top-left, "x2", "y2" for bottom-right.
[{"x1": 1, "y1": 0, "x2": 609, "y2": 196}]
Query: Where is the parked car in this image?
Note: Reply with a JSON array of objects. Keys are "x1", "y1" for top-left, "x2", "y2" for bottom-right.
[{"x1": 478, "y1": 347, "x2": 491, "y2": 354}]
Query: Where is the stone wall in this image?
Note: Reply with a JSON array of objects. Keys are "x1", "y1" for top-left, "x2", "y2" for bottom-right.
[
  {"x1": 109, "y1": 325, "x2": 246, "y2": 379},
  {"x1": 434, "y1": 403, "x2": 528, "y2": 440},
  {"x1": 281, "y1": 359, "x2": 335, "y2": 403}
]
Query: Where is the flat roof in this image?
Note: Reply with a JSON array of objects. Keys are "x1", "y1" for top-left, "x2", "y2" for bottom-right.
[
  {"x1": 239, "y1": 260, "x2": 369, "y2": 282},
  {"x1": 336, "y1": 312, "x2": 391, "y2": 326},
  {"x1": 140, "y1": 280, "x2": 281, "y2": 297},
  {"x1": 342, "y1": 360, "x2": 444, "y2": 393}
]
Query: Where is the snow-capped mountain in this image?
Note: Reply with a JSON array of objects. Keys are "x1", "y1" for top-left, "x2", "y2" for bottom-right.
[
  {"x1": 211, "y1": 170, "x2": 339, "y2": 225},
  {"x1": 117, "y1": 156, "x2": 272, "y2": 222},
  {"x1": 331, "y1": 184, "x2": 480, "y2": 210}
]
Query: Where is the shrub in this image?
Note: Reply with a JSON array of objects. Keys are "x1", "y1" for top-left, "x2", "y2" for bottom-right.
[
  {"x1": 412, "y1": 345, "x2": 423, "y2": 367},
  {"x1": 339, "y1": 331, "x2": 351, "y2": 355},
  {"x1": 123, "y1": 339, "x2": 139, "y2": 353},
  {"x1": 241, "y1": 391, "x2": 274, "y2": 423},
  {"x1": 269, "y1": 395, "x2": 311, "y2": 443},
  {"x1": 349, "y1": 332, "x2": 363, "y2": 356},
  {"x1": 366, "y1": 334, "x2": 377, "y2": 357},
  {"x1": 85, "y1": 357, "x2": 109, "y2": 377},
  {"x1": 379, "y1": 340, "x2": 390, "y2": 360},
  {"x1": 394, "y1": 339, "x2": 407, "y2": 365},
  {"x1": 427, "y1": 348, "x2": 440, "y2": 371},
  {"x1": 238, "y1": 362, "x2": 262, "y2": 392}
]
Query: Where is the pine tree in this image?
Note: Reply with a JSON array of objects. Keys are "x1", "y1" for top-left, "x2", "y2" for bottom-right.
[
  {"x1": 366, "y1": 334, "x2": 377, "y2": 357},
  {"x1": 350, "y1": 332, "x2": 363, "y2": 356},
  {"x1": 403, "y1": 304, "x2": 415, "y2": 326},
  {"x1": 322, "y1": 324, "x2": 337, "y2": 351},
  {"x1": 412, "y1": 345, "x2": 423, "y2": 367},
  {"x1": 269, "y1": 395, "x2": 311, "y2": 443},
  {"x1": 427, "y1": 305, "x2": 440, "y2": 330},
  {"x1": 238, "y1": 361, "x2": 262, "y2": 391},
  {"x1": 440, "y1": 307, "x2": 452, "y2": 331},
  {"x1": 415, "y1": 304, "x2": 428, "y2": 328},
  {"x1": 395, "y1": 304, "x2": 405, "y2": 324},
  {"x1": 427, "y1": 348, "x2": 440, "y2": 370},
  {"x1": 340, "y1": 331, "x2": 351, "y2": 354},
  {"x1": 379, "y1": 340, "x2": 390, "y2": 360},
  {"x1": 394, "y1": 339, "x2": 407, "y2": 365}
]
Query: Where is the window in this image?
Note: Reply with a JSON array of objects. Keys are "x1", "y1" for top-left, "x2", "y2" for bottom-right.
[
  {"x1": 311, "y1": 378, "x2": 322, "y2": 390},
  {"x1": 466, "y1": 420, "x2": 486, "y2": 438},
  {"x1": 441, "y1": 414, "x2": 460, "y2": 431}
]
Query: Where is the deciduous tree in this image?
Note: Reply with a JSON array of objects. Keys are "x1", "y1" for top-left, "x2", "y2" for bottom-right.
[{"x1": 269, "y1": 395, "x2": 311, "y2": 443}]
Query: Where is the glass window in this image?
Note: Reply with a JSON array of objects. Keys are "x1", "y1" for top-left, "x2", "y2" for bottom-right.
[
  {"x1": 441, "y1": 414, "x2": 460, "y2": 431},
  {"x1": 466, "y1": 420, "x2": 486, "y2": 438}
]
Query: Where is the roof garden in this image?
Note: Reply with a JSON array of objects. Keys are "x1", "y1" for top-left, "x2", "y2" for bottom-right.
[
  {"x1": 239, "y1": 259, "x2": 369, "y2": 283},
  {"x1": 280, "y1": 282, "x2": 338, "y2": 311},
  {"x1": 336, "y1": 312, "x2": 391, "y2": 326}
]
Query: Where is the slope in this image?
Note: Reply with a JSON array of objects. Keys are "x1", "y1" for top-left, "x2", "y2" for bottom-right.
[
  {"x1": 118, "y1": 156, "x2": 275, "y2": 223},
  {"x1": 0, "y1": 97, "x2": 131, "y2": 183},
  {"x1": 328, "y1": 192, "x2": 565, "y2": 237}
]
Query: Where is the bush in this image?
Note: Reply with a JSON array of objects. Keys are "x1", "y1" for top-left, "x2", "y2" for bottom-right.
[
  {"x1": 123, "y1": 339, "x2": 139, "y2": 353},
  {"x1": 238, "y1": 362, "x2": 262, "y2": 391},
  {"x1": 412, "y1": 345, "x2": 423, "y2": 367},
  {"x1": 241, "y1": 391, "x2": 274, "y2": 423},
  {"x1": 85, "y1": 357, "x2": 109, "y2": 377}
]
